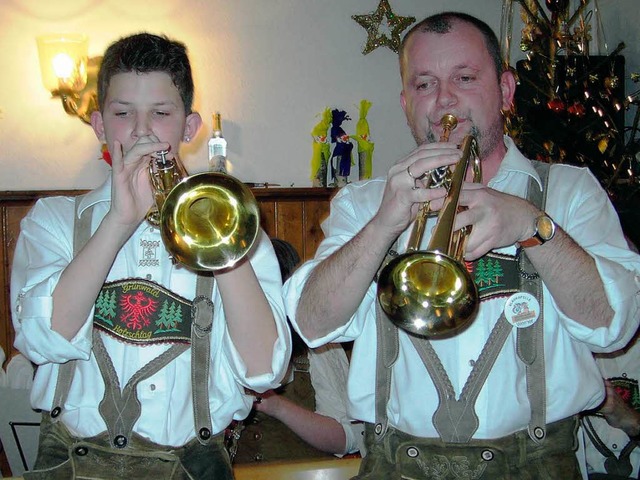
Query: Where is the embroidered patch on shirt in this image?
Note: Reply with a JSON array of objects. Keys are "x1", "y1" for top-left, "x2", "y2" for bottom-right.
[
  {"x1": 468, "y1": 252, "x2": 520, "y2": 301},
  {"x1": 94, "y1": 279, "x2": 192, "y2": 345},
  {"x1": 608, "y1": 376, "x2": 640, "y2": 412},
  {"x1": 139, "y1": 238, "x2": 161, "y2": 267}
]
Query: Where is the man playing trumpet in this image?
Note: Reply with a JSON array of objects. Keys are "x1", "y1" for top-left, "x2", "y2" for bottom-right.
[{"x1": 284, "y1": 11, "x2": 640, "y2": 479}]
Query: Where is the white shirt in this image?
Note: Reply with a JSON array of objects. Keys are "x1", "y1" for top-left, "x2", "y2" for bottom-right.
[
  {"x1": 11, "y1": 178, "x2": 291, "y2": 447},
  {"x1": 285, "y1": 136, "x2": 640, "y2": 439},
  {"x1": 309, "y1": 344, "x2": 364, "y2": 456}
]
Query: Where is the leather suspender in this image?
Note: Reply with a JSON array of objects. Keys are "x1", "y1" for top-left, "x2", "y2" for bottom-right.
[{"x1": 51, "y1": 197, "x2": 216, "y2": 446}]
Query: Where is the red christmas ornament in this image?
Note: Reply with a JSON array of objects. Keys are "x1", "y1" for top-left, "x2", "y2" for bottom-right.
[
  {"x1": 547, "y1": 97, "x2": 566, "y2": 112},
  {"x1": 567, "y1": 102, "x2": 586, "y2": 117}
]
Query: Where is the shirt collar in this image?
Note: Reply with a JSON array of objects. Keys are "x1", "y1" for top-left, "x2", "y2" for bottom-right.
[
  {"x1": 490, "y1": 136, "x2": 543, "y2": 191},
  {"x1": 76, "y1": 176, "x2": 111, "y2": 218}
]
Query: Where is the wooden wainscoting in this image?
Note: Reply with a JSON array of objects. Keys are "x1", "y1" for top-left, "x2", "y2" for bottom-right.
[{"x1": 0, "y1": 187, "x2": 335, "y2": 367}]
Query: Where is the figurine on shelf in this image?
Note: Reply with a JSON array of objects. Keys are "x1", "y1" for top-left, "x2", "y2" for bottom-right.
[
  {"x1": 310, "y1": 108, "x2": 333, "y2": 187},
  {"x1": 354, "y1": 99, "x2": 374, "y2": 181},
  {"x1": 330, "y1": 109, "x2": 354, "y2": 188}
]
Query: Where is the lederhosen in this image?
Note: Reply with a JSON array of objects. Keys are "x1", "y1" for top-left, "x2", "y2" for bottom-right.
[
  {"x1": 24, "y1": 198, "x2": 233, "y2": 480},
  {"x1": 227, "y1": 352, "x2": 336, "y2": 463},
  {"x1": 354, "y1": 162, "x2": 583, "y2": 479}
]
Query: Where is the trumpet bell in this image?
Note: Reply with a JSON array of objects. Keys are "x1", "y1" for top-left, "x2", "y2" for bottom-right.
[
  {"x1": 160, "y1": 172, "x2": 260, "y2": 271},
  {"x1": 377, "y1": 251, "x2": 479, "y2": 337}
]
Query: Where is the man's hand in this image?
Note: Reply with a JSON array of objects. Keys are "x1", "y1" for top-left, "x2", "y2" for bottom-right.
[
  {"x1": 600, "y1": 379, "x2": 640, "y2": 438},
  {"x1": 444, "y1": 183, "x2": 540, "y2": 260},
  {"x1": 373, "y1": 142, "x2": 461, "y2": 242}
]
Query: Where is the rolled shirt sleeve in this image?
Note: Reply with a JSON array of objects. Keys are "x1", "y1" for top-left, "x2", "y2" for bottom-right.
[{"x1": 12, "y1": 196, "x2": 94, "y2": 364}]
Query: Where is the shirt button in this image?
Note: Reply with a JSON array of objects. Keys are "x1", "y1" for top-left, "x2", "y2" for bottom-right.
[
  {"x1": 146, "y1": 274, "x2": 152, "y2": 280},
  {"x1": 469, "y1": 360, "x2": 476, "y2": 367},
  {"x1": 150, "y1": 384, "x2": 156, "y2": 391}
]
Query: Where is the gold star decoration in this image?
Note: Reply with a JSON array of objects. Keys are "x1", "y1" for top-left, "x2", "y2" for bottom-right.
[{"x1": 352, "y1": 0, "x2": 416, "y2": 55}]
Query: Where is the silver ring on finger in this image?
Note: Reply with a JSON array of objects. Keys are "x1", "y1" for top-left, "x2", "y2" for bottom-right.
[{"x1": 406, "y1": 165, "x2": 417, "y2": 180}]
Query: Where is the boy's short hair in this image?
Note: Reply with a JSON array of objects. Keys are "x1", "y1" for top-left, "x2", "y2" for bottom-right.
[{"x1": 97, "y1": 33, "x2": 195, "y2": 114}]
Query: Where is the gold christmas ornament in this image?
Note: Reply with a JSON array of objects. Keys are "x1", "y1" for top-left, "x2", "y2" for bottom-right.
[{"x1": 352, "y1": 0, "x2": 415, "y2": 55}]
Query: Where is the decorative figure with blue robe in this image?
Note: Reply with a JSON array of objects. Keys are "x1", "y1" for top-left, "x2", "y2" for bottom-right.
[{"x1": 330, "y1": 109, "x2": 354, "y2": 187}]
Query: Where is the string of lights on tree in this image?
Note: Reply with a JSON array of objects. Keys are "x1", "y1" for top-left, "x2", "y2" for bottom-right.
[{"x1": 500, "y1": 0, "x2": 640, "y2": 208}]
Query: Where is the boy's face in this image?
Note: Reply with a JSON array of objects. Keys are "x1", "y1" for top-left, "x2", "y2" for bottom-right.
[{"x1": 92, "y1": 71, "x2": 196, "y2": 156}]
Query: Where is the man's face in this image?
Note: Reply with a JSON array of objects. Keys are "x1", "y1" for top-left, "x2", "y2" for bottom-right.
[
  {"x1": 400, "y1": 22, "x2": 513, "y2": 160},
  {"x1": 95, "y1": 71, "x2": 187, "y2": 156}
]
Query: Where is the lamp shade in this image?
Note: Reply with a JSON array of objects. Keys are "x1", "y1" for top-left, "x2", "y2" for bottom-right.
[{"x1": 36, "y1": 34, "x2": 89, "y2": 94}]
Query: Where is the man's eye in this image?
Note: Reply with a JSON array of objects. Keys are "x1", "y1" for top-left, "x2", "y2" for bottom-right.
[
  {"x1": 417, "y1": 81, "x2": 435, "y2": 91},
  {"x1": 114, "y1": 111, "x2": 129, "y2": 117},
  {"x1": 458, "y1": 75, "x2": 475, "y2": 83},
  {"x1": 154, "y1": 111, "x2": 170, "y2": 116}
]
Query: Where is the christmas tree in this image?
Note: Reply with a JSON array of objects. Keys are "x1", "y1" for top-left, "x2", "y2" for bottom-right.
[{"x1": 502, "y1": 0, "x2": 640, "y2": 224}]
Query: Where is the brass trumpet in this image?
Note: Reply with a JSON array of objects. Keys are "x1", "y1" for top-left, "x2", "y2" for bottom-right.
[
  {"x1": 147, "y1": 150, "x2": 260, "y2": 271},
  {"x1": 376, "y1": 114, "x2": 481, "y2": 337}
]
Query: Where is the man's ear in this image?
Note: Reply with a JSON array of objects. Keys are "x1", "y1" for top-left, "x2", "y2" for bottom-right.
[
  {"x1": 91, "y1": 110, "x2": 106, "y2": 143},
  {"x1": 184, "y1": 112, "x2": 203, "y2": 143},
  {"x1": 400, "y1": 90, "x2": 407, "y2": 114},
  {"x1": 500, "y1": 69, "x2": 517, "y2": 111}
]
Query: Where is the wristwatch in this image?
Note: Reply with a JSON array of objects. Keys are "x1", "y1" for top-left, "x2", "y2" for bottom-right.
[{"x1": 519, "y1": 214, "x2": 556, "y2": 248}]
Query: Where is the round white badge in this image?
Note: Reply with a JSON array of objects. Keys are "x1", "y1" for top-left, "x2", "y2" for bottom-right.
[{"x1": 504, "y1": 292, "x2": 540, "y2": 328}]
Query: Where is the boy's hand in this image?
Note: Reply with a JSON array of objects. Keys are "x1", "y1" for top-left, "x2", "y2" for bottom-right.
[{"x1": 108, "y1": 137, "x2": 170, "y2": 229}]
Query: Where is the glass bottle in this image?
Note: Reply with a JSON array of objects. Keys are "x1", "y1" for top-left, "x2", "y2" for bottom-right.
[{"x1": 208, "y1": 112, "x2": 227, "y2": 173}]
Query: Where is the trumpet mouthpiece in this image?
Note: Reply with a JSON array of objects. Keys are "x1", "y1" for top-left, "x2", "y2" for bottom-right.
[{"x1": 440, "y1": 114, "x2": 458, "y2": 139}]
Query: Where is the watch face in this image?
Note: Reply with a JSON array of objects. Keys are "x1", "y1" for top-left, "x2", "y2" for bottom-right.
[{"x1": 537, "y1": 215, "x2": 555, "y2": 241}]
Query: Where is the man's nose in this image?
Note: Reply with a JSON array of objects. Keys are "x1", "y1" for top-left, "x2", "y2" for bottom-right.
[{"x1": 436, "y1": 82, "x2": 457, "y2": 108}]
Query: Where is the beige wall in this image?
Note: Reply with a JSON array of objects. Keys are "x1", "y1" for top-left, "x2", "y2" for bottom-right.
[{"x1": 1, "y1": 0, "x2": 637, "y2": 190}]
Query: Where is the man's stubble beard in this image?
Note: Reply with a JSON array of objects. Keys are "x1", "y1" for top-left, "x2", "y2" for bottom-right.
[{"x1": 410, "y1": 117, "x2": 504, "y2": 161}]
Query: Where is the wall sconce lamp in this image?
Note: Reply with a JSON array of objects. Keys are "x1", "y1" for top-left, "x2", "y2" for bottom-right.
[{"x1": 36, "y1": 34, "x2": 101, "y2": 124}]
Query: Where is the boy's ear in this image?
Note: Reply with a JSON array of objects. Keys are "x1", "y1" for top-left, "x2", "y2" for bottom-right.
[
  {"x1": 91, "y1": 110, "x2": 106, "y2": 143},
  {"x1": 184, "y1": 112, "x2": 203, "y2": 142}
]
